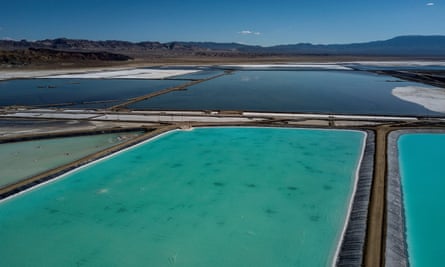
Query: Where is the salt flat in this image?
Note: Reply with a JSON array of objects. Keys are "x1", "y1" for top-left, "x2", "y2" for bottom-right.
[
  {"x1": 0, "y1": 68, "x2": 126, "y2": 81},
  {"x1": 2, "y1": 112, "x2": 98, "y2": 120},
  {"x1": 350, "y1": 61, "x2": 445, "y2": 66},
  {"x1": 0, "y1": 70, "x2": 86, "y2": 81},
  {"x1": 392, "y1": 86, "x2": 445, "y2": 113},
  {"x1": 221, "y1": 64, "x2": 351, "y2": 70},
  {"x1": 3, "y1": 62, "x2": 444, "y2": 81},
  {"x1": 40, "y1": 69, "x2": 200, "y2": 79},
  {"x1": 0, "y1": 68, "x2": 200, "y2": 81}
]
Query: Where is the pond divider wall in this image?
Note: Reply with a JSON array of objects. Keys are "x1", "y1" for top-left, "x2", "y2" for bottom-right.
[
  {"x1": 0, "y1": 127, "x2": 149, "y2": 144},
  {"x1": 337, "y1": 130, "x2": 375, "y2": 266},
  {"x1": 0, "y1": 126, "x2": 175, "y2": 200},
  {"x1": 386, "y1": 130, "x2": 409, "y2": 267}
]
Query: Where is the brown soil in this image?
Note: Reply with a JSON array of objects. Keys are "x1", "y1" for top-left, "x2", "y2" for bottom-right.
[{"x1": 0, "y1": 54, "x2": 431, "y2": 70}]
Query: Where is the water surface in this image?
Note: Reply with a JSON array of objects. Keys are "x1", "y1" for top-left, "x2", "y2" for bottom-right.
[
  {"x1": 0, "y1": 132, "x2": 143, "y2": 188},
  {"x1": 0, "y1": 79, "x2": 185, "y2": 108},
  {"x1": 0, "y1": 127, "x2": 365, "y2": 266},
  {"x1": 399, "y1": 133, "x2": 445, "y2": 266},
  {"x1": 128, "y1": 70, "x2": 441, "y2": 116}
]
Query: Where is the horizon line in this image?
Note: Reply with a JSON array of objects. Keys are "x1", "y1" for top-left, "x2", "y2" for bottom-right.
[{"x1": 2, "y1": 34, "x2": 445, "y2": 48}]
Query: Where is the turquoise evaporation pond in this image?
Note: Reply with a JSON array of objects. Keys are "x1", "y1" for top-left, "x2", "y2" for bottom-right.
[
  {"x1": 128, "y1": 70, "x2": 441, "y2": 116},
  {"x1": 0, "y1": 79, "x2": 185, "y2": 108},
  {"x1": 398, "y1": 133, "x2": 445, "y2": 266},
  {"x1": 0, "y1": 127, "x2": 365, "y2": 267}
]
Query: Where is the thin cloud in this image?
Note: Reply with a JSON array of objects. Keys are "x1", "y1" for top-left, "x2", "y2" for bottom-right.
[
  {"x1": 426, "y1": 2, "x2": 435, "y2": 6},
  {"x1": 238, "y1": 30, "x2": 261, "y2": 35}
]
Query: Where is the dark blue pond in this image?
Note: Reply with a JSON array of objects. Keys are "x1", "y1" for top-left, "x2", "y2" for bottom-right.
[
  {"x1": 128, "y1": 70, "x2": 443, "y2": 116},
  {"x1": 0, "y1": 79, "x2": 186, "y2": 108}
]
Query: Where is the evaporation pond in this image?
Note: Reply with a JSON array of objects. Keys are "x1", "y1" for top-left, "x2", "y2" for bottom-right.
[
  {"x1": 0, "y1": 132, "x2": 143, "y2": 188},
  {"x1": 129, "y1": 70, "x2": 441, "y2": 116},
  {"x1": 0, "y1": 127, "x2": 365, "y2": 266},
  {"x1": 0, "y1": 79, "x2": 185, "y2": 108},
  {"x1": 398, "y1": 133, "x2": 445, "y2": 266}
]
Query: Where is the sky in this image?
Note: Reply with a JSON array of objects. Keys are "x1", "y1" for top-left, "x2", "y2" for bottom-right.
[{"x1": 1, "y1": 0, "x2": 444, "y2": 46}]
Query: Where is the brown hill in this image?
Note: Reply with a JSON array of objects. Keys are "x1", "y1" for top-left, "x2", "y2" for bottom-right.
[{"x1": 0, "y1": 48, "x2": 132, "y2": 67}]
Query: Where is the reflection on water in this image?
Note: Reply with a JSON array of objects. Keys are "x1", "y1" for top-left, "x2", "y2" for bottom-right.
[
  {"x1": 0, "y1": 79, "x2": 185, "y2": 108},
  {"x1": 1, "y1": 70, "x2": 442, "y2": 116},
  {"x1": 129, "y1": 70, "x2": 442, "y2": 116}
]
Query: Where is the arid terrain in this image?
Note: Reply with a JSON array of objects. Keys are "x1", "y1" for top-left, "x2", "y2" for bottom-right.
[{"x1": 2, "y1": 36, "x2": 445, "y2": 69}]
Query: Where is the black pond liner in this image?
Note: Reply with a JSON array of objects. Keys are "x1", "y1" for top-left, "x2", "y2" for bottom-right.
[
  {"x1": 386, "y1": 130, "x2": 409, "y2": 267},
  {"x1": 336, "y1": 130, "x2": 375, "y2": 266}
]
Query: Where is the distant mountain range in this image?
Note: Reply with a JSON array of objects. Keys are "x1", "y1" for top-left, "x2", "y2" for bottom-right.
[
  {"x1": 1, "y1": 35, "x2": 445, "y2": 66},
  {"x1": 264, "y1": 35, "x2": 445, "y2": 56},
  {"x1": 177, "y1": 36, "x2": 445, "y2": 56},
  {"x1": 0, "y1": 38, "x2": 198, "y2": 54}
]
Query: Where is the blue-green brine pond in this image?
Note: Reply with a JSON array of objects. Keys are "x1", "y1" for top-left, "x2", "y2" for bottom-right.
[
  {"x1": 0, "y1": 127, "x2": 365, "y2": 266},
  {"x1": 398, "y1": 133, "x2": 445, "y2": 266}
]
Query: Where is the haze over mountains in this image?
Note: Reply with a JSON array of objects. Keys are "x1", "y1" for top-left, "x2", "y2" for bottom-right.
[{"x1": 1, "y1": 35, "x2": 445, "y2": 66}]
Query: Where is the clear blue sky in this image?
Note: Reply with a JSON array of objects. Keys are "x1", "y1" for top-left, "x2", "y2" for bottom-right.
[{"x1": 1, "y1": 0, "x2": 444, "y2": 46}]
